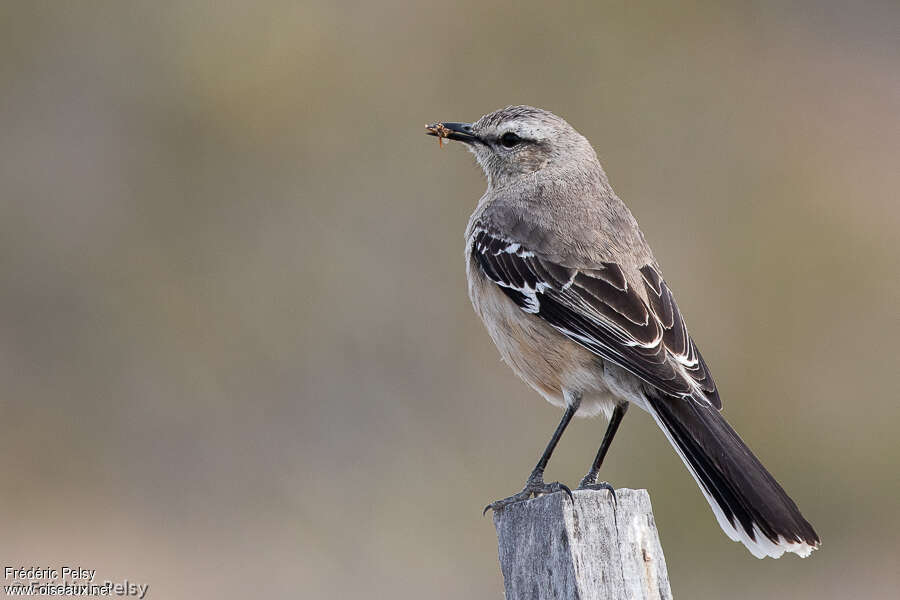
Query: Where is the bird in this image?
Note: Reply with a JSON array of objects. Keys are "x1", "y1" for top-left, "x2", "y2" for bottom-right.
[{"x1": 425, "y1": 105, "x2": 819, "y2": 559}]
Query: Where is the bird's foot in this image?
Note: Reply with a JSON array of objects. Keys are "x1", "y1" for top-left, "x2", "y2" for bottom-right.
[
  {"x1": 576, "y1": 476, "x2": 617, "y2": 504},
  {"x1": 483, "y1": 470, "x2": 572, "y2": 515}
]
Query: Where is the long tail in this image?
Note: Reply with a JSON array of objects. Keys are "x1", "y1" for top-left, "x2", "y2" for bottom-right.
[{"x1": 646, "y1": 394, "x2": 819, "y2": 558}]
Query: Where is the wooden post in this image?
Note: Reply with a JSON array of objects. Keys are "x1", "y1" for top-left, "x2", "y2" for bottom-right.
[{"x1": 492, "y1": 488, "x2": 673, "y2": 600}]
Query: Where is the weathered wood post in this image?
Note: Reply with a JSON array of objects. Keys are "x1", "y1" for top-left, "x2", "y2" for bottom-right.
[{"x1": 492, "y1": 488, "x2": 672, "y2": 600}]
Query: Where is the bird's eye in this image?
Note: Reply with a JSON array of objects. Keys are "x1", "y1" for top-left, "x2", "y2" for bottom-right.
[{"x1": 499, "y1": 132, "x2": 522, "y2": 148}]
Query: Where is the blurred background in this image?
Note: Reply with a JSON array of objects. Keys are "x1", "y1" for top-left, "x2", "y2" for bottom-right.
[{"x1": 1, "y1": 1, "x2": 898, "y2": 598}]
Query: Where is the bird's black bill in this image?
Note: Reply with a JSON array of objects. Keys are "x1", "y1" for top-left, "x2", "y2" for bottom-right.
[{"x1": 425, "y1": 121, "x2": 478, "y2": 144}]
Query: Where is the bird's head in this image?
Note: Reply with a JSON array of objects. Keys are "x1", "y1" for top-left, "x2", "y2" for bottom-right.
[{"x1": 426, "y1": 105, "x2": 597, "y2": 187}]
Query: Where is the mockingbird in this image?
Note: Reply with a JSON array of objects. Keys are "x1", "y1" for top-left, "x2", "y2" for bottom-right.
[{"x1": 426, "y1": 106, "x2": 819, "y2": 559}]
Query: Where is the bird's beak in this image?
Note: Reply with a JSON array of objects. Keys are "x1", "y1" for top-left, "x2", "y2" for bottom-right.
[{"x1": 425, "y1": 121, "x2": 479, "y2": 145}]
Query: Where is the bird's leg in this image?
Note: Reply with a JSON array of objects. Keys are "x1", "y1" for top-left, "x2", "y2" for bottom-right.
[
  {"x1": 577, "y1": 403, "x2": 628, "y2": 500},
  {"x1": 484, "y1": 394, "x2": 581, "y2": 514}
]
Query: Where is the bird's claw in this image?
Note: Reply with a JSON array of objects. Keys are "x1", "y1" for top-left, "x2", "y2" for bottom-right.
[
  {"x1": 483, "y1": 478, "x2": 573, "y2": 515},
  {"x1": 576, "y1": 480, "x2": 617, "y2": 504},
  {"x1": 558, "y1": 482, "x2": 574, "y2": 504}
]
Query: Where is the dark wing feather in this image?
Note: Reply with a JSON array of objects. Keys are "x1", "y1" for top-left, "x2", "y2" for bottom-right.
[{"x1": 472, "y1": 228, "x2": 720, "y2": 408}]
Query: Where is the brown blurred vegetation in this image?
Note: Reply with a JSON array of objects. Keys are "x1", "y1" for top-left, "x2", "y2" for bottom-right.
[{"x1": 1, "y1": 1, "x2": 898, "y2": 598}]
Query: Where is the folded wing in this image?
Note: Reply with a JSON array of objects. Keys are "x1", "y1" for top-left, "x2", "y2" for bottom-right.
[{"x1": 472, "y1": 226, "x2": 719, "y2": 408}]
